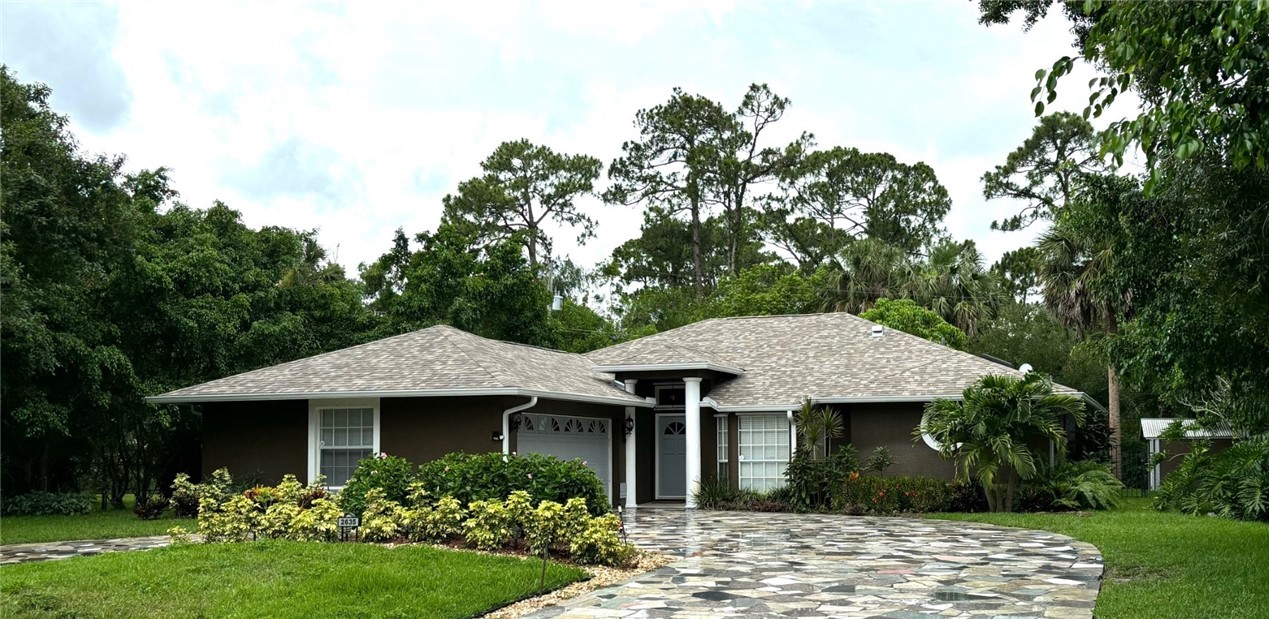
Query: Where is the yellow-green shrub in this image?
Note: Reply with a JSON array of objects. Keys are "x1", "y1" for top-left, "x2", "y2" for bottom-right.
[
  {"x1": 463, "y1": 499, "x2": 514, "y2": 550},
  {"x1": 258, "y1": 502, "x2": 301, "y2": 539},
  {"x1": 198, "y1": 494, "x2": 257, "y2": 542},
  {"x1": 361, "y1": 488, "x2": 410, "y2": 542},
  {"x1": 569, "y1": 514, "x2": 633, "y2": 566},
  {"x1": 422, "y1": 496, "x2": 466, "y2": 542},
  {"x1": 289, "y1": 497, "x2": 342, "y2": 541}
]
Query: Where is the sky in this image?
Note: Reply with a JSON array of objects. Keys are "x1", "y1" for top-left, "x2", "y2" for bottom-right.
[{"x1": 1, "y1": 1, "x2": 1114, "y2": 276}]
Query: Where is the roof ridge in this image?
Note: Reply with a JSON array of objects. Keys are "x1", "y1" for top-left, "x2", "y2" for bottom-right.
[{"x1": 433, "y1": 326, "x2": 508, "y2": 388}]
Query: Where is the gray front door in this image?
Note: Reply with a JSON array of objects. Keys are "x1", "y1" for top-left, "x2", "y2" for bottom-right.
[{"x1": 657, "y1": 414, "x2": 687, "y2": 498}]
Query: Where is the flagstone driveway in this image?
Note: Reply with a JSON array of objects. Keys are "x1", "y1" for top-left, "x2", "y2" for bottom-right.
[{"x1": 526, "y1": 509, "x2": 1102, "y2": 619}]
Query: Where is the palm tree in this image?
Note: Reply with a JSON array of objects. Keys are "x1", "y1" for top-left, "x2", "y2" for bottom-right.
[
  {"x1": 912, "y1": 240, "x2": 1001, "y2": 337},
  {"x1": 922, "y1": 373, "x2": 1085, "y2": 512},
  {"x1": 1037, "y1": 222, "x2": 1126, "y2": 478},
  {"x1": 819, "y1": 238, "x2": 915, "y2": 313}
]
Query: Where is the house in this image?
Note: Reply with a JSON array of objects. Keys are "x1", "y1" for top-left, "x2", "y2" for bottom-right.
[
  {"x1": 1141, "y1": 418, "x2": 1235, "y2": 490},
  {"x1": 148, "y1": 312, "x2": 1097, "y2": 508}
]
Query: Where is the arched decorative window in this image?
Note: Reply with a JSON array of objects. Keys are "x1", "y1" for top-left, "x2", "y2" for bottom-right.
[{"x1": 663, "y1": 421, "x2": 686, "y2": 435}]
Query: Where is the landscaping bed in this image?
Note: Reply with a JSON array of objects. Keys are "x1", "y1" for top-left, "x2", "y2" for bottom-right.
[
  {"x1": 927, "y1": 498, "x2": 1269, "y2": 619},
  {"x1": 0, "y1": 539, "x2": 587, "y2": 618}
]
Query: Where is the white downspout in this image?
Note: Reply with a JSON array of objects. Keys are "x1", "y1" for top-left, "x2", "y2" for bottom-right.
[{"x1": 502, "y1": 396, "x2": 538, "y2": 456}]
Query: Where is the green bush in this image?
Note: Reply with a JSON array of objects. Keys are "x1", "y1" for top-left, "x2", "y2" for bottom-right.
[
  {"x1": 340, "y1": 454, "x2": 413, "y2": 517},
  {"x1": 360, "y1": 488, "x2": 410, "y2": 542},
  {"x1": 1156, "y1": 436, "x2": 1269, "y2": 522},
  {"x1": 463, "y1": 498, "x2": 515, "y2": 550},
  {"x1": 0, "y1": 492, "x2": 94, "y2": 516},
  {"x1": 1023, "y1": 460, "x2": 1123, "y2": 512},
  {"x1": 417, "y1": 452, "x2": 608, "y2": 516},
  {"x1": 784, "y1": 446, "x2": 858, "y2": 511},
  {"x1": 833, "y1": 474, "x2": 953, "y2": 514}
]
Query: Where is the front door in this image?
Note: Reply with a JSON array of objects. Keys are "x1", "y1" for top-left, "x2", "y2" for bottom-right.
[{"x1": 656, "y1": 414, "x2": 687, "y2": 499}]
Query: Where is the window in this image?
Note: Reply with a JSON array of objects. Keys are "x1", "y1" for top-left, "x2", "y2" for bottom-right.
[
  {"x1": 716, "y1": 415, "x2": 729, "y2": 481},
  {"x1": 318, "y1": 407, "x2": 375, "y2": 486},
  {"x1": 738, "y1": 414, "x2": 790, "y2": 492}
]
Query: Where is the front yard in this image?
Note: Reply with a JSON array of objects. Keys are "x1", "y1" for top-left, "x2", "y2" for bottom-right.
[
  {"x1": 1, "y1": 504, "x2": 176, "y2": 545},
  {"x1": 928, "y1": 498, "x2": 1269, "y2": 619},
  {"x1": 0, "y1": 540, "x2": 586, "y2": 618}
]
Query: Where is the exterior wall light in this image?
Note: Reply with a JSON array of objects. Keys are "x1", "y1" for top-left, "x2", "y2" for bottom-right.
[
  {"x1": 623, "y1": 415, "x2": 635, "y2": 437},
  {"x1": 509, "y1": 412, "x2": 524, "y2": 431}
]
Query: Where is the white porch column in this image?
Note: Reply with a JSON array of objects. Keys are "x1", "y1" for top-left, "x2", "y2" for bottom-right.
[
  {"x1": 623, "y1": 379, "x2": 639, "y2": 509},
  {"x1": 684, "y1": 377, "x2": 703, "y2": 508}
]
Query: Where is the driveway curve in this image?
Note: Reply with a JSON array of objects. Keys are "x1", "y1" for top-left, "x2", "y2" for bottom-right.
[{"x1": 527, "y1": 509, "x2": 1102, "y2": 619}]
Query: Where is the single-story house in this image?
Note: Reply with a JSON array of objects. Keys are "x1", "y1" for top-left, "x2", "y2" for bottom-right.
[
  {"x1": 1141, "y1": 417, "x2": 1235, "y2": 490},
  {"x1": 148, "y1": 312, "x2": 1097, "y2": 508}
]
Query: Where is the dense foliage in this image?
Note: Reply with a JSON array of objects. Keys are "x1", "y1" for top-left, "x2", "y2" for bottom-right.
[
  {"x1": 0, "y1": 492, "x2": 94, "y2": 517},
  {"x1": 417, "y1": 452, "x2": 609, "y2": 517}
]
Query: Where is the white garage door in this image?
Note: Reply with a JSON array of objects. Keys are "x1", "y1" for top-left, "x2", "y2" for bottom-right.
[{"x1": 518, "y1": 413, "x2": 611, "y2": 498}]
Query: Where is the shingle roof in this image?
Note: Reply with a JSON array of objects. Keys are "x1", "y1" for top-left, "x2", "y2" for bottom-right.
[
  {"x1": 588, "y1": 338, "x2": 744, "y2": 373},
  {"x1": 1141, "y1": 418, "x2": 1234, "y2": 439},
  {"x1": 148, "y1": 325, "x2": 647, "y2": 406},
  {"x1": 587, "y1": 312, "x2": 1085, "y2": 409}
]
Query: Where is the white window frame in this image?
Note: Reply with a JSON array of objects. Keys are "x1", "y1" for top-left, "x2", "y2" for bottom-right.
[
  {"x1": 307, "y1": 397, "x2": 381, "y2": 488},
  {"x1": 715, "y1": 413, "x2": 729, "y2": 481},
  {"x1": 736, "y1": 412, "x2": 790, "y2": 492}
]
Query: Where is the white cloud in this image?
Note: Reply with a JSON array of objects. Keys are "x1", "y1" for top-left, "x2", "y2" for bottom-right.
[{"x1": 7, "y1": 0, "x2": 1131, "y2": 276}]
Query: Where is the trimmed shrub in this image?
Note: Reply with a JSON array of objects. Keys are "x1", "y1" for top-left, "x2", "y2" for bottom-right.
[
  {"x1": 340, "y1": 454, "x2": 413, "y2": 517},
  {"x1": 464, "y1": 498, "x2": 515, "y2": 550},
  {"x1": 133, "y1": 494, "x2": 168, "y2": 520},
  {"x1": 418, "y1": 452, "x2": 608, "y2": 516},
  {"x1": 360, "y1": 488, "x2": 410, "y2": 542},
  {"x1": 944, "y1": 481, "x2": 989, "y2": 513},
  {"x1": 833, "y1": 474, "x2": 953, "y2": 514},
  {"x1": 169, "y1": 469, "x2": 235, "y2": 518},
  {"x1": 0, "y1": 492, "x2": 94, "y2": 516},
  {"x1": 289, "y1": 498, "x2": 342, "y2": 541}
]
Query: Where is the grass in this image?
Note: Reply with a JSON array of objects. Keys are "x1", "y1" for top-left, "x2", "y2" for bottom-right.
[
  {"x1": 0, "y1": 540, "x2": 586, "y2": 618},
  {"x1": 928, "y1": 498, "x2": 1269, "y2": 619},
  {"x1": 1, "y1": 497, "x2": 179, "y2": 545}
]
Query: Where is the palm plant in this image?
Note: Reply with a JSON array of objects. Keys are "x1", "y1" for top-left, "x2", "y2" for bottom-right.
[
  {"x1": 921, "y1": 373, "x2": 1085, "y2": 512},
  {"x1": 1037, "y1": 221, "x2": 1125, "y2": 477},
  {"x1": 794, "y1": 398, "x2": 844, "y2": 459},
  {"x1": 911, "y1": 240, "x2": 1001, "y2": 336},
  {"x1": 818, "y1": 238, "x2": 915, "y2": 313}
]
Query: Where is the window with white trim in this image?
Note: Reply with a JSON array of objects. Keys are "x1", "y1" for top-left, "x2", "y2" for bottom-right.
[
  {"x1": 716, "y1": 415, "x2": 729, "y2": 481},
  {"x1": 738, "y1": 414, "x2": 790, "y2": 492},
  {"x1": 318, "y1": 407, "x2": 375, "y2": 486}
]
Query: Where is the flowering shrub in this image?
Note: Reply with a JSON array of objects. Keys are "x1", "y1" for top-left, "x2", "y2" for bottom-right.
[
  {"x1": 418, "y1": 452, "x2": 608, "y2": 516},
  {"x1": 833, "y1": 475, "x2": 953, "y2": 514},
  {"x1": 340, "y1": 454, "x2": 413, "y2": 517}
]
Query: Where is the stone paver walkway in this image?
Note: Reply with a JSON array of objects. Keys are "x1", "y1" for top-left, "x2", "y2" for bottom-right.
[
  {"x1": 0, "y1": 536, "x2": 172, "y2": 565},
  {"x1": 526, "y1": 509, "x2": 1102, "y2": 619}
]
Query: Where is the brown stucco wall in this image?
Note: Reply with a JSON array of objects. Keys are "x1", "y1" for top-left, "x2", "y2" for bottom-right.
[
  {"x1": 1159, "y1": 437, "x2": 1234, "y2": 480},
  {"x1": 846, "y1": 403, "x2": 955, "y2": 480},
  {"x1": 202, "y1": 400, "x2": 307, "y2": 484},
  {"x1": 379, "y1": 396, "x2": 508, "y2": 463}
]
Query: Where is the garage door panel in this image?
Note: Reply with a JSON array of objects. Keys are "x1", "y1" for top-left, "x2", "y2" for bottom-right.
[{"x1": 518, "y1": 413, "x2": 611, "y2": 499}]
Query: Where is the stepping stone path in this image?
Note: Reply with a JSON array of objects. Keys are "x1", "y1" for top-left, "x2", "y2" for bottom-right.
[
  {"x1": 526, "y1": 510, "x2": 1102, "y2": 619},
  {"x1": 0, "y1": 536, "x2": 172, "y2": 565}
]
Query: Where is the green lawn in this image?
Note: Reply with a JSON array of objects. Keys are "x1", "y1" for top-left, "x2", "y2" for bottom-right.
[
  {"x1": 928, "y1": 498, "x2": 1269, "y2": 619},
  {"x1": 1, "y1": 540, "x2": 586, "y2": 618},
  {"x1": 1, "y1": 505, "x2": 180, "y2": 545}
]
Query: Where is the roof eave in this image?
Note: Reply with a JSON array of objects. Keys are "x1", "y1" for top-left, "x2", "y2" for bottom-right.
[
  {"x1": 592, "y1": 362, "x2": 745, "y2": 375},
  {"x1": 706, "y1": 391, "x2": 1104, "y2": 412},
  {"x1": 146, "y1": 387, "x2": 655, "y2": 408}
]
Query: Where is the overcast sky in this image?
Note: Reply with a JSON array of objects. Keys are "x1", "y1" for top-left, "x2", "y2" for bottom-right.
[{"x1": 2, "y1": 1, "x2": 1111, "y2": 275}]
